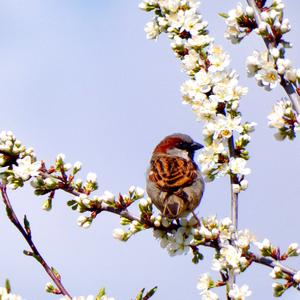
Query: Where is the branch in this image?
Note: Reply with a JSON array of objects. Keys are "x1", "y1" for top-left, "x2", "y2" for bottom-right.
[
  {"x1": 0, "y1": 183, "x2": 72, "y2": 299},
  {"x1": 246, "y1": 0, "x2": 300, "y2": 114},
  {"x1": 54, "y1": 176, "x2": 300, "y2": 285},
  {"x1": 228, "y1": 136, "x2": 239, "y2": 295},
  {"x1": 228, "y1": 136, "x2": 239, "y2": 231},
  {"x1": 252, "y1": 254, "x2": 296, "y2": 277}
]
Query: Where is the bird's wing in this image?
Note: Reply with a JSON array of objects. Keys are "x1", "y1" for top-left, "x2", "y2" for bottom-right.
[{"x1": 148, "y1": 155, "x2": 198, "y2": 192}]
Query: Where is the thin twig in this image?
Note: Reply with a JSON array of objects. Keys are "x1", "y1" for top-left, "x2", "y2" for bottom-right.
[
  {"x1": 252, "y1": 254, "x2": 296, "y2": 276},
  {"x1": 246, "y1": 0, "x2": 300, "y2": 114},
  {"x1": 0, "y1": 183, "x2": 72, "y2": 299}
]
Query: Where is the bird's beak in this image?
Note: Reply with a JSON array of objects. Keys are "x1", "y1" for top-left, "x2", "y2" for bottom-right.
[{"x1": 191, "y1": 141, "x2": 204, "y2": 150}]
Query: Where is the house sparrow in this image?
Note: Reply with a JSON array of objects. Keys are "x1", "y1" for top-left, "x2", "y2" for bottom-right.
[{"x1": 146, "y1": 133, "x2": 205, "y2": 219}]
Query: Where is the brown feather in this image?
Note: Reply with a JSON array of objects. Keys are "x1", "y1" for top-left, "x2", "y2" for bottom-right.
[{"x1": 149, "y1": 155, "x2": 198, "y2": 192}]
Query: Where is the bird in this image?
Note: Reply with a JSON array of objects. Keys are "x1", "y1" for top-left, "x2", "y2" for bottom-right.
[{"x1": 146, "y1": 133, "x2": 205, "y2": 219}]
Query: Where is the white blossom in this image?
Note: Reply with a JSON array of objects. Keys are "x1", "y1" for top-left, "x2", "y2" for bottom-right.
[
  {"x1": 228, "y1": 284, "x2": 252, "y2": 300},
  {"x1": 113, "y1": 228, "x2": 127, "y2": 241},
  {"x1": 269, "y1": 47, "x2": 280, "y2": 58},
  {"x1": 201, "y1": 290, "x2": 219, "y2": 300},
  {"x1": 144, "y1": 20, "x2": 160, "y2": 39},
  {"x1": 102, "y1": 190, "x2": 115, "y2": 202},
  {"x1": 13, "y1": 156, "x2": 41, "y2": 180},
  {"x1": 293, "y1": 271, "x2": 300, "y2": 283},
  {"x1": 0, "y1": 287, "x2": 22, "y2": 300},
  {"x1": 267, "y1": 100, "x2": 298, "y2": 140},
  {"x1": 56, "y1": 153, "x2": 66, "y2": 161},
  {"x1": 197, "y1": 273, "x2": 213, "y2": 291},
  {"x1": 224, "y1": 3, "x2": 248, "y2": 44},
  {"x1": 139, "y1": 197, "x2": 150, "y2": 207},
  {"x1": 255, "y1": 65, "x2": 279, "y2": 91},
  {"x1": 229, "y1": 157, "x2": 250, "y2": 176},
  {"x1": 245, "y1": 6, "x2": 254, "y2": 16},
  {"x1": 73, "y1": 161, "x2": 82, "y2": 171},
  {"x1": 77, "y1": 216, "x2": 92, "y2": 229},
  {"x1": 220, "y1": 245, "x2": 243, "y2": 270},
  {"x1": 255, "y1": 238, "x2": 271, "y2": 250},
  {"x1": 287, "y1": 242, "x2": 300, "y2": 256},
  {"x1": 270, "y1": 266, "x2": 282, "y2": 279},
  {"x1": 86, "y1": 172, "x2": 97, "y2": 183},
  {"x1": 236, "y1": 229, "x2": 256, "y2": 249}
]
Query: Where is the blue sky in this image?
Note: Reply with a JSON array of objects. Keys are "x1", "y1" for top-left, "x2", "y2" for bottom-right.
[{"x1": 0, "y1": 1, "x2": 299, "y2": 299}]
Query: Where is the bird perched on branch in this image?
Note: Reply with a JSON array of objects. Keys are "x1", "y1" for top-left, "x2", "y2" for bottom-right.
[{"x1": 146, "y1": 133, "x2": 205, "y2": 219}]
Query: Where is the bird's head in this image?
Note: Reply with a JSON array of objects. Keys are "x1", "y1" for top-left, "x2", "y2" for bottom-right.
[{"x1": 153, "y1": 133, "x2": 204, "y2": 160}]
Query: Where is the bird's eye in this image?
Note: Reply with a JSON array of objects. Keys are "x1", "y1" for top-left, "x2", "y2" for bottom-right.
[{"x1": 178, "y1": 141, "x2": 189, "y2": 149}]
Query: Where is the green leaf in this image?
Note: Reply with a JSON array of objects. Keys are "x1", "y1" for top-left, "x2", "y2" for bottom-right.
[
  {"x1": 218, "y1": 12, "x2": 229, "y2": 19},
  {"x1": 143, "y1": 286, "x2": 157, "y2": 299},
  {"x1": 96, "y1": 288, "x2": 106, "y2": 300},
  {"x1": 280, "y1": 40, "x2": 292, "y2": 49},
  {"x1": 23, "y1": 215, "x2": 31, "y2": 237},
  {"x1": 42, "y1": 198, "x2": 52, "y2": 211},
  {"x1": 34, "y1": 189, "x2": 51, "y2": 196},
  {"x1": 5, "y1": 278, "x2": 11, "y2": 293},
  {"x1": 120, "y1": 217, "x2": 132, "y2": 225},
  {"x1": 135, "y1": 288, "x2": 145, "y2": 300},
  {"x1": 23, "y1": 250, "x2": 33, "y2": 256},
  {"x1": 71, "y1": 204, "x2": 78, "y2": 210},
  {"x1": 51, "y1": 267, "x2": 61, "y2": 280},
  {"x1": 67, "y1": 200, "x2": 77, "y2": 206},
  {"x1": 191, "y1": 248, "x2": 204, "y2": 264},
  {"x1": 135, "y1": 287, "x2": 157, "y2": 300}
]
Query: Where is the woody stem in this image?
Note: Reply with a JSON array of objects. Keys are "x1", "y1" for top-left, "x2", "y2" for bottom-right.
[
  {"x1": 227, "y1": 135, "x2": 239, "y2": 296},
  {"x1": 0, "y1": 183, "x2": 72, "y2": 299}
]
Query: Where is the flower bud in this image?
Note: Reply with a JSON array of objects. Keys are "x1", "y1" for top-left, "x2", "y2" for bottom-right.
[
  {"x1": 77, "y1": 215, "x2": 92, "y2": 229},
  {"x1": 270, "y1": 47, "x2": 280, "y2": 58},
  {"x1": 113, "y1": 228, "x2": 127, "y2": 241},
  {"x1": 42, "y1": 198, "x2": 52, "y2": 211},
  {"x1": 135, "y1": 187, "x2": 145, "y2": 198},
  {"x1": 258, "y1": 22, "x2": 267, "y2": 33},
  {"x1": 45, "y1": 282, "x2": 56, "y2": 293},
  {"x1": 245, "y1": 6, "x2": 254, "y2": 16},
  {"x1": 293, "y1": 271, "x2": 300, "y2": 283},
  {"x1": 86, "y1": 172, "x2": 97, "y2": 183}
]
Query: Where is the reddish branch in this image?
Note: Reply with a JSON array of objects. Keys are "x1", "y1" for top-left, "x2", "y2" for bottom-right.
[{"x1": 0, "y1": 183, "x2": 72, "y2": 299}]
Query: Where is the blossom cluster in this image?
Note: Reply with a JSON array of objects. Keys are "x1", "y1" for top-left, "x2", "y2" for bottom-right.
[
  {"x1": 152, "y1": 215, "x2": 254, "y2": 264},
  {"x1": 222, "y1": 3, "x2": 256, "y2": 44},
  {"x1": 75, "y1": 185, "x2": 145, "y2": 230},
  {"x1": 150, "y1": 214, "x2": 256, "y2": 298},
  {"x1": 246, "y1": 49, "x2": 300, "y2": 92},
  {"x1": 255, "y1": 239, "x2": 300, "y2": 296},
  {"x1": 139, "y1": 0, "x2": 255, "y2": 187},
  {"x1": 0, "y1": 130, "x2": 40, "y2": 189},
  {"x1": 153, "y1": 216, "x2": 198, "y2": 256},
  {"x1": 222, "y1": 1, "x2": 289, "y2": 45},
  {"x1": 197, "y1": 276, "x2": 252, "y2": 300},
  {"x1": 268, "y1": 99, "x2": 300, "y2": 140},
  {"x1": 31, "y1": 153, "x2": 97, "y2": 196},
  {"x1": 223, "y1": 0, "x2": 300, "y2": 140},
  {"x1": 0, "y1": 286, "x2": 21, "y2": 300}
]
